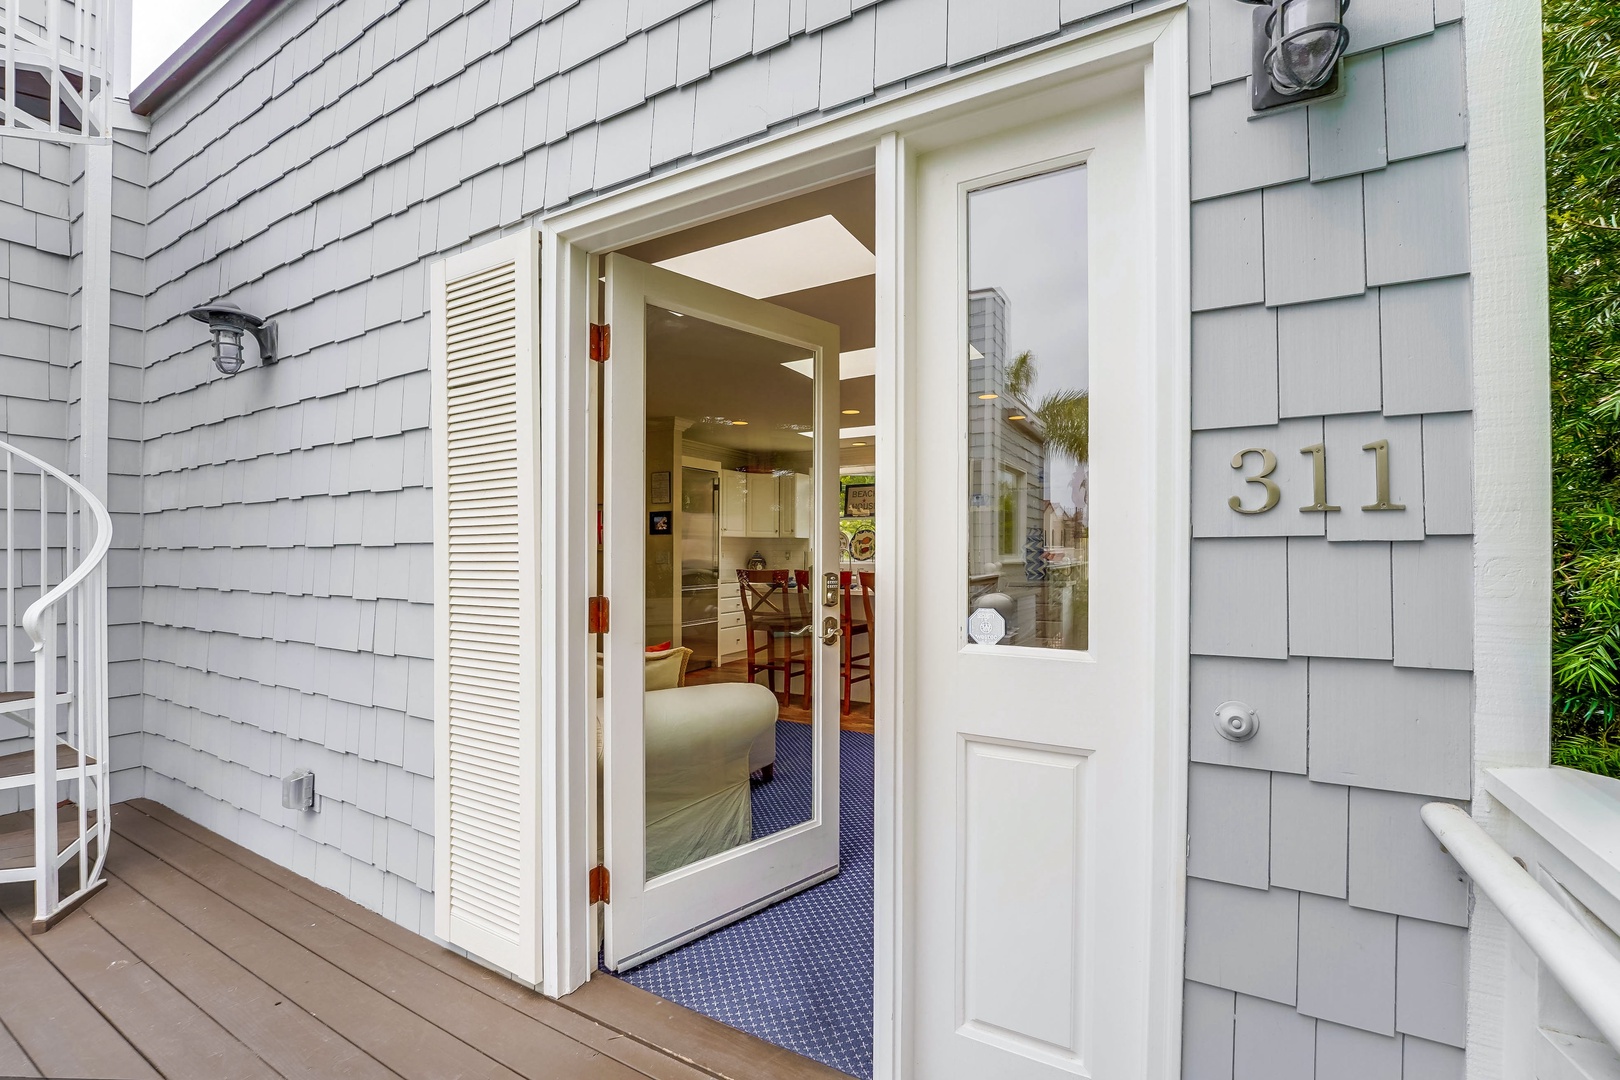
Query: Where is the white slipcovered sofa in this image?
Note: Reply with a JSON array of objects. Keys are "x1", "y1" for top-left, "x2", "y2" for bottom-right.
[
  {"x1": 642, "y1": 682, "x2": 778, "y2": 877},
  {"x1": 596, "y1": 663, "x2": 779, "y2": 878}
]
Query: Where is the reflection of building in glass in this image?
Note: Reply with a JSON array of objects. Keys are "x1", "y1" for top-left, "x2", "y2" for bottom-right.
[{"x1": 966, "y1": 287, "x2": 1088, "y2": 649}]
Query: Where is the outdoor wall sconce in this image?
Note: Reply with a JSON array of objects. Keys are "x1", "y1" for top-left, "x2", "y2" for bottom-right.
[
  {"x1": 1237, "y1": 0, "x2": 1352, "y2": 112},
  {"x1": 187, "y1": 302, "x2": 279, "y2": 374}
]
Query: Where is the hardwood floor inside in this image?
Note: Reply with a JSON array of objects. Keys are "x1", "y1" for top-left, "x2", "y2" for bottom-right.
[
  {"x1": 0, "y1": 800, "x2": 845, "y2": 1080},
  {"x1": 684, "y1": 659, "x2": 875, "y2": 734}
]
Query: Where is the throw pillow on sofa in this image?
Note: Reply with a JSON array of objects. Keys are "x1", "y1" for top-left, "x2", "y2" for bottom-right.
[{"x1": 596, "y1": 646, "x2": 694, "y2": 695}]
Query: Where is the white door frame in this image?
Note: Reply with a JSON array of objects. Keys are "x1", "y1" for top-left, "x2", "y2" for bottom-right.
[{"x1": 535, "y1": 7, "x2": 1190, "y2": 1076}]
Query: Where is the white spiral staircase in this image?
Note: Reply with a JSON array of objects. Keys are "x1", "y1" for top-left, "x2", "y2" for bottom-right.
[{"x1": 0, "y1": 437, "x2": 112, "y2": 932}]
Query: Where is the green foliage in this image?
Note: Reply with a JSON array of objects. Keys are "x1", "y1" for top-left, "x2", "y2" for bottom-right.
[
  {"x1": 1004, "y1": 351, "x2": 1091, "y2": 464},
  {"x1": 1547, "y1": 0, "x2": 1620, "y2": 775}
]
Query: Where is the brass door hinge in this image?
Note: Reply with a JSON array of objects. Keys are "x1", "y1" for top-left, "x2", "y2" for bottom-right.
[
  {"x1": 589, "y1": 864, "x2": 610, "y2": 904},
  {"x1": 588, "y1": 596, "x2": 609, "y2": 634},
  {"x1": 589, "y1": 323, "x2": 610, "y2": 362}
]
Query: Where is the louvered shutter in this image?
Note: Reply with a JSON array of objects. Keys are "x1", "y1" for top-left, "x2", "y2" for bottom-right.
[{"x1": 430, "y1": 230, "x2": 542, "y2": 983}]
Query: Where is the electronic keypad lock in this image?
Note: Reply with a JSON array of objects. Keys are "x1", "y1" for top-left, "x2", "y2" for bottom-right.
[{"x1": 823, "y1": 572, "x2": 839, "y2": 608}]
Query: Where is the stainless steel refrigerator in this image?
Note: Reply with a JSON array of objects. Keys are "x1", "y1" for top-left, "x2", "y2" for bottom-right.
[{"x1": 679, "y1": 466, "x2": 720, "y2": 670}]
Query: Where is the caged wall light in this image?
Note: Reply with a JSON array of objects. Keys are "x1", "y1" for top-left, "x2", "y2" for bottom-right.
[
  {"x1": 187, "y1": 303, "x2": 279, "y2": 375},
  {"x1": 1237, "y1": 0, "x2": 1352, "y2": 113}
]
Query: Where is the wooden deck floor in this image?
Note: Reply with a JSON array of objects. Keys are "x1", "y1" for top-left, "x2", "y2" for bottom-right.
[{"x1": 0, "y1": 800, "x2": 845, "y2": 1080}]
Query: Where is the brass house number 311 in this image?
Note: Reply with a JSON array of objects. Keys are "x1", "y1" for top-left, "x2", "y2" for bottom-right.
[{"x1": 1229, "y1": 441, "x2": 1405, "y2": 516}]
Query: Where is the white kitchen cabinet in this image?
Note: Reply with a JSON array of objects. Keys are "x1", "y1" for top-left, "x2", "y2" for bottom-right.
[
  {"x1": 745, "y1": 474, "x2": 782, "y2": 536},
  {"x1": 793, "y1": 472, "x2": 813, "y2": 539},
  {"x1": 721, "y1": 470, "x2": 808, "y2": 538},
  {"x1": 720, "y1": 470, "x2": 749, "y2": 536}
]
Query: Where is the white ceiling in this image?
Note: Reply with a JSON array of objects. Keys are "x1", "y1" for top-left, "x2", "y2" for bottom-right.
[{"x1": 653, "y1": 215, "x2": 876, "y2": 300}]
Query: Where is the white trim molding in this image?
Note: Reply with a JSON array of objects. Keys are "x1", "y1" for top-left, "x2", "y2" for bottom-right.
[
  {"x1": 1463, "y1": 0, "x2": 1553, "y2": 1076},
  {"x1": 1141, "y1": 17, "x2": 1194, "y2": 1079}
]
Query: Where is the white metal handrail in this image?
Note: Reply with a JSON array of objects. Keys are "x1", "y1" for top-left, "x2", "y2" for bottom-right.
[
  {"x1": 1422, "y1": 801, "x2": 1620, "y2": 1049},
  {"x1": 1, "y1": 436, "x2": 112, "y2": 930}
]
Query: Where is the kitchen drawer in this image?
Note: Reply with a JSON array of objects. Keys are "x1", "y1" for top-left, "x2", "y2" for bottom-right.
[
  {"x1": 719, "y1": 611, "x2": 745, "y2": 630},
  {"x1": 719, "y1": 593, "x2": 743, "y2": 614},
  {"x1": 719, "y1": 626, "x2": 746, "y2": 655}
]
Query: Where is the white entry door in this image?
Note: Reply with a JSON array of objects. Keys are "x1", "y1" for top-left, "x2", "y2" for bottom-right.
[
  {"x1": 600, "y1": 253, "x2": 843, "y2": 970},
  {"x1": 908, "y1": 93, "x2": 1166, "y2": 1076}
]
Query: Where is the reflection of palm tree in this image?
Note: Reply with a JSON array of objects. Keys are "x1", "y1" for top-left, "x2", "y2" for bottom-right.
[{"x1": 1006, "y1": 350, "x2": 1089, "y2": 464}]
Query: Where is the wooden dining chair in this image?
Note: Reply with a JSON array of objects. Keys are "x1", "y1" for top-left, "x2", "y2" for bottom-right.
[
  {"x1": 737, "y1": 569, "x2": 809, "y2": 703},
  {"x1": 848, "y1": 569, "x2": 874, "y2": 712},
  {"x1": 840, "y1": 571, "x2": 872, "y2": 715},
  {"x1": 788, "y1": 570, "x2": 819, "y2": 709}
]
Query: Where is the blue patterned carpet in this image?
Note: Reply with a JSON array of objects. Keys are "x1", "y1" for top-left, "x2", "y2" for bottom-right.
[
  {"x1": 613, "y1": 721, "x2": 875, "y2": 1079},
  {"x1": 751, "y1": 719, "x2": 816, "y2": 839}
]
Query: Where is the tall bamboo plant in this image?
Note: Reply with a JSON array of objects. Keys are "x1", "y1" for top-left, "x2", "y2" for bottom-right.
[{"x1": 1546, "y1": 0, "x2": 1620, "y2": 775}]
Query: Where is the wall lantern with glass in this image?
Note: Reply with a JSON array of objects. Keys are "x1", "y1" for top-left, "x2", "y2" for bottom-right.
[
  {"x1": 1237, "y1": 0, "x2": 1352, "y2": 112},
  {"x1": 187, "y1": 302, "x2": 279, "y2": 375}
]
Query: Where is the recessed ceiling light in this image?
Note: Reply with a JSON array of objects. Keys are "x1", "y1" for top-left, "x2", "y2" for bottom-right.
[
  {"x1": 842, "y1": 409, "x2": 860, "y2": 415},
  {"x1": 731, "y1": 420, "x2": 748, "y2": 426},
  {"x1": 799, "y1": 425, "x2": 878, "y2": 440},
  {"x1": 653, "y1": 215, "x2": 875, "y2": 299},
  {"x1": 978, "y1": 393, "x2": 999, "y2": 400},
  {"x1": 781, "y1": 347, "x2": 878, "y2": 381}
]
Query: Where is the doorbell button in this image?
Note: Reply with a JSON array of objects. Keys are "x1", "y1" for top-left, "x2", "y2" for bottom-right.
[{"x1": 1214, "y1": 701, "x2": 1259, "y2": 743}]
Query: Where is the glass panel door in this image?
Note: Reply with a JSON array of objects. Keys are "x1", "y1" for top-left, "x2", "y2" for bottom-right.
[{"x1": 601, "y1": 253, "x2": 842, "y2": 971}]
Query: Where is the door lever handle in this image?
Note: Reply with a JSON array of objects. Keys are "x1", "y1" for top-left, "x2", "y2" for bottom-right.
[{"x1": 820, "y1": 616, "x2": 841, "y2": 646}]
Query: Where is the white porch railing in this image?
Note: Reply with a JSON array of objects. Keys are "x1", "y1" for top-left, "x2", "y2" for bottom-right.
[
  {"x1": 1425, "y1": 768, "x2": 1620, "y2": 1078},
  {"x1": 0, "y1": 437, "x2": 112, "y2": 931},
  {"x1": 0, "y1": 0, "x2": 112, "y2": 139}
]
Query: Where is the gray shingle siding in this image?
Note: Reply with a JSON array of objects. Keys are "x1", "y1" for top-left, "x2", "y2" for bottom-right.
[
  {"x1": 107, "y1": 0, "x2": 1475, "y2": 1067},
  {"x1": 1, "y1": 131, "x2": 147, "y2": 811},
  {"x1": 1181, "y1": 2, "x2": 1474, "y2": 1071},
  {"x1": 0, "y1": 136, "x2": 74, "y2": 815},
  {"x1": 0, "y1": 138, "x2": 74, "y2": 473}
]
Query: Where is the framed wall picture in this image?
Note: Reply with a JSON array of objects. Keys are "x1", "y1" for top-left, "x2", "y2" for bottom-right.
[
  {"x1": 648, "y1": 511, "x2": 672, "y2": 535},
  {"x1": 650, "y1": 470, "x2": 672, "y2": 505},
  {"x1": 843, "y1": 482, "x2": 875, "y2": 518}
]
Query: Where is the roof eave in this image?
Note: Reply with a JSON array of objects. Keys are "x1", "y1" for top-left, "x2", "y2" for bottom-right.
[{"x1": 130, "y1": 0, "x2": 289, "y2": 117}]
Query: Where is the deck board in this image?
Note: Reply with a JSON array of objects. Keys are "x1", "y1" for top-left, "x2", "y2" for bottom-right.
[
  {"x1": 0, "y1": 896, "x2": 161, "y2": 1079},
  {"x1": 82, "y1": 877, "x2": 400, "y2": 1080},
  {"x1": 111, "y1": 806, "x2": 644, "y2": 1080},
  {"x1": 3, "y1": 897, "x2": 281, "y2": 1080},
  {"x1": 0, "y1": 1014, "x2": 42, "y2": 1077},
  {"x1": 103, "y1": 838, "x2": 529, "y2": 1080},
  {"x1": 0, "y1": 799, "x2": 833, "y2": 1080},
  {"x1": 129, "y1": 801, "x2": 713, "y2": 1080},
  {"x1": 560, "y1": 976, "x2": 852, "y2": 1080}
]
